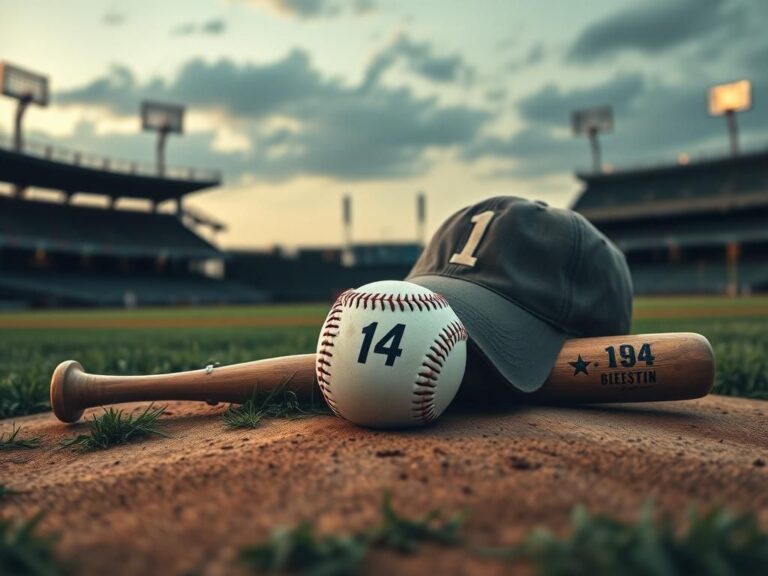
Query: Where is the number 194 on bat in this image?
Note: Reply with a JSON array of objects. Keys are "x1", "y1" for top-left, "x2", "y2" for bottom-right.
[{"x1": 605, "y1": 343, "x2": 655, "y2": 368}]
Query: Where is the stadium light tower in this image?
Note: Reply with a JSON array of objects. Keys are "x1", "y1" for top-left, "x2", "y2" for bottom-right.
[
  {"x1": 416, "y1": 191, "x2": 426, "y2": 247},
  {"x1": 341, "y1": 194, "x2": 354, "y2": 267},
  {"x1": 0, "y1": 62, "x2": 49, "y2": 152},
  {"x1": 571, "y1": 106, "x2": 613, "y2": 173},
  {"x1": 141, "y1": 101, "x2": 185, "y2": 177},
  {"x1": 709, "y1": 80, "x2": 752, "y2": 156}
]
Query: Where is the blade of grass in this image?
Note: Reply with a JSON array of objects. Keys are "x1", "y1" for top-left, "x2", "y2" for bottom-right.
[
  {"x1": 0, "y1": 423, "x2": 42, "y2": 450},
  {"x1": 61, "y1": 404, "x2": 168, "y2": 451}
]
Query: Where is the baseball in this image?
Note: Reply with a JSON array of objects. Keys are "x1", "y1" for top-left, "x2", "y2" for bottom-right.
[{"x1": 315, "y1": 280, "x2": 467, "y2": 428}]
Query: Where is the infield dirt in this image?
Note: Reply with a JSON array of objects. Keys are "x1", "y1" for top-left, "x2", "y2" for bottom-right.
[{"x1": 2, "y1": 395, "x2": 767, "y2": 575}]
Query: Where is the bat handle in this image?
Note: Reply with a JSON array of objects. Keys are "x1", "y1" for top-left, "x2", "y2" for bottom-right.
[
  {"x1": 51, "y1": 360, "x2": 87, "y2": 423},
  {"x1": 50, "y1": 354, "x2": 319, "y2": 423}
]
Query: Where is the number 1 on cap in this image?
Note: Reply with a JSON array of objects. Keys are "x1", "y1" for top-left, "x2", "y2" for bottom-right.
[{"x1": 449, "y1": 211, "x2": 495, "y2": 267}]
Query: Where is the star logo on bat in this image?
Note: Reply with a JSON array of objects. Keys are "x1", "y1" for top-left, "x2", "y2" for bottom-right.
[{"x1": 569, "y1": 355, "x2": 591, "y2": 376}]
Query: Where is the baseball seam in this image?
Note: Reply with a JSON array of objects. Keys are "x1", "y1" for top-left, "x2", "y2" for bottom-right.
[
  {"x1": 315, "y1": 294, "x2": 348, "y2": 418},
  {"x1": 339, "y1": 289, "x2": 449, "y2": 311},
  {"x1": 412, "y1": 319, "x2": 468, "y2": 425}
]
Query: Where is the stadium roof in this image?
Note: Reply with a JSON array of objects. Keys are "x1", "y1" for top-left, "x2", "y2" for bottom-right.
[
  {"x1": 573, "y1": 147, "x2": 768, "y2": 223},
  {"x1": 0, "y1": 196, "x2": 221, "y2": 259},
  {"x1": 0, "y1": 136, "x2": 220, "y2": 201}
]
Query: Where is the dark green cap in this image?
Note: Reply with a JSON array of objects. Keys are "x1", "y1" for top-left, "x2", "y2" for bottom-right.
[{"x1": 407, "y1": 196, "x2": 633, "y2": 393}]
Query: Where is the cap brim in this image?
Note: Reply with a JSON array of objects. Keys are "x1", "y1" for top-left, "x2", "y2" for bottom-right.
[{"x1": 409, "y1": 274, "x2": 567, "y2": 393}]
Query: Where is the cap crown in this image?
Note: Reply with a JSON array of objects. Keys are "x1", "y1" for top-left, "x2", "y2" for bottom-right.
[{"x1": 408, "y1": 196, "x2": 632, "y2": 337}]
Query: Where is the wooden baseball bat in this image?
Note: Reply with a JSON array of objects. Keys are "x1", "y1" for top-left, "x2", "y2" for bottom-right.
[{"x1": 50, "y1": 332, "x2": 714, "y2": 423}]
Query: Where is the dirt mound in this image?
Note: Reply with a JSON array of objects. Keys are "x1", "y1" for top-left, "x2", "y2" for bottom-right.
[{"x1": 2, "y1": 395, "x2": 767, "y2": 575}]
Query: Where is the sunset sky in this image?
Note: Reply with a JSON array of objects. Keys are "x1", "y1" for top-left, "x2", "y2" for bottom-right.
[{"x1": 2, "y1": 0, "x2": 766, "y2": 248}]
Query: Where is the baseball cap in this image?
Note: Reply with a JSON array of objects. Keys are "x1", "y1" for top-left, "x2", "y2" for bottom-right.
[{"x1": 406, "y1": 196, "x2": 632, "y2": 393}]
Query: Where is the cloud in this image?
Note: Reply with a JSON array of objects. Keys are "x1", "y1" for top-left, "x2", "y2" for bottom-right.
[
  {"x1": 467, "y1": 69, "x2": 768, "y2": 179},
  {"x1": 172, "y1": 18, "x2": 227, "y2": 36},
  {"x1": 102, "y1": 11, "x2": 125, "y2": 26},
  {"x1": 508, "y1": 43, "x2": 547, "y2": 71},
  {"x1": 568, "y1": 0, "x2": 746, "y2": 62},
  {"x1": 362, "y1": 34, "x2": 473, "y2": 90},
  {"x1": 464, "y1": 128, "x2": 584, "y2": 178},
  {"x1": 55, "y1": 50, "x2": 487, "y2": 182},
  {"x1": 243, "y1": 0, "x2": 375, "y2": 20},
  {"x1": 517, "y1": 74, "x2": 645, "y2": 127}
]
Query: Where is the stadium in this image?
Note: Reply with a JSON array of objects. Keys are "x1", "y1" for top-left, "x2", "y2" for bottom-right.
[
  {"x1": 1, "y1": 2, "x2": 767, "y2": 574},
  {"x1": 2, "y1": 65, "x2": 765, "y2": 307}
]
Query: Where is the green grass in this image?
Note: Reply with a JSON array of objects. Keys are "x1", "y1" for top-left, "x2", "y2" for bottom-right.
[
  {"x1": 0, "y1": 423, "x2": 42, "y2": 450},
  {"x1": 0, "y1": 320, "x2": 320, "y2": 420},
  {"x1": 0, "y1": 298, "x2": 767, "y2": 420},
  {"x1": 61, "y1": 405, "x2": 167, "y2": 451},
  {"x1": 0, "y1": 484, "x2": 21, "y2": 499},
  {"x1": 242, "y1": 497, "x2": 768, "y2": 576},
  {"x1": 222, "y1": 378, "x2": 330, "y2": 429},
  {"x1": 506, "y1": 504, "x2": 768, "y2": 576},
  {"x1": 0, "y1": 514, "x2": 64, "y2": 576},
  {"x1": 633, "y1": 314, "x2": 768, "y2": 400},
  {"x1": 240, "y1": 492, "x2": 464, "y2": 575}
]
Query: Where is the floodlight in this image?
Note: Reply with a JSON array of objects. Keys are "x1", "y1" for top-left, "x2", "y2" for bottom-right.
[
  {"x1": 571, "y1": 106, "x2": 613, "y2": 136},
  {"x1": 571, "y1": 106, "x2": 614, "y2": 172},
  {"x1": 140, "y1": 101, "x2": 185, "y2": 177},
  {"x1": 709, "y1": 80, "x2": 751, "y2": 116},
  {"x1": 708, "y1": 80, "x2": 752, "y2": 156},
  {"x1": 0, "y1": 62, "x2": 49, "y2": 106},
  {"x1": 0, "y1": 61, "x2": 49, "y2": 153},
  {"x1": 141, "y1": 101, "x2": 184, "y2": 134}
]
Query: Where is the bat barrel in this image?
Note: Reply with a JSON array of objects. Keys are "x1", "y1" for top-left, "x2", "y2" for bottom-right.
[{"x1": 532, "y1": 332, "x2": 715, "y2": 403}]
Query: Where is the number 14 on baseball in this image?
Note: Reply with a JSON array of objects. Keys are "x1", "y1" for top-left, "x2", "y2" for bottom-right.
[{"x1": 358, "y1": 323, "x2": 406, "y2": 366}]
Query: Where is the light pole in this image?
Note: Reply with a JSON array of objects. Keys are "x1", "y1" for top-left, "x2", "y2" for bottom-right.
[
  {"x1": 571, "y1": 106, "x2": 613, "y2": 173},
  {"x1": 416, "y1": 192, "x2": 426, "y2": 248},
  {"x1": 709, "y1": 80, "x2": 752, "y2": 157},
  {"x1": 141, "y1": 101, "x2": 185, "y2": 178},
  {"x1": 1, "y1": 62, "x2": 49, "y2": 196}
]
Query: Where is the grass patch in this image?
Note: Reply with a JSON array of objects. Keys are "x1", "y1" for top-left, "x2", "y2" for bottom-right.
[
  {"x1": 493, "y1": 504, "x2": 768, "y2": 576},
  {"x1": 2, "y1": 298, "x2": 768, "y2": 421},
  {"x1": 222, "y1": 379, "x2": 329, "y2": 429},
  {"x1": 373, "y1": 491, "x2": 465, "y2": 553},
  {"x1": 0, "y1": 484, "x2": 21, "y2": 499},
  {"x1": 240, "y1": 492, "x2": 465, "y2": 574},
  {"x1": 61, "y1": 405, "x2": 167, "y2": 451},
  {"x1": 241, "y1": 523, "x2": 366, "y2": 576},
  {"x1": 0, "y1": 371, "x2": 50, "y2": 419},
  {"x1": 0, "y1": 423, "x2": 42, "y2": 450},
  {"x1": 0, "y1": 514, "x2": 64, "y2": 576}
]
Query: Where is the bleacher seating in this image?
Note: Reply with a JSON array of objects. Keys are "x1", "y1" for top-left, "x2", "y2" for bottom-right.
[
  {"x1": 600, "y1": 210, "x2": 768, "y2": 251},
  {"x1": 0, "y1": 196, "x2": 219, "y2": 258},
  {"x1": 574, "y1": 148, "x2": 768, "y2": 219},
  {"x1": 630, "y1": 260, "x2": 768, "y2": 295},
  {"x1": 0, "y1": 270, "x2": 267, "y2": 306}
]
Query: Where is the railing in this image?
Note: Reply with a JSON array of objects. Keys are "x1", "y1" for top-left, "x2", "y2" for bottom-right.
[{"x1": 0, "y1": 134, "x2": 221, "y2": 183}]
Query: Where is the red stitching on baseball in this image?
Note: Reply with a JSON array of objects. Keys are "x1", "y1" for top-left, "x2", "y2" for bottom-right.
[
  {"x1": 316, "y1": 297, "x2": 348, "y2": 418},
  {"x1": 338, "y1": 289, "x2": 448, "y2": 311},
  {"x1": 412, "y1": 318, "x2": 468, "y2": 425}
]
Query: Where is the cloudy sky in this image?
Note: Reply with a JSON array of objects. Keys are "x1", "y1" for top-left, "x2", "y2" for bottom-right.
[{"x1": 2, "y1": 0, "x2": 767, "y2": 247}]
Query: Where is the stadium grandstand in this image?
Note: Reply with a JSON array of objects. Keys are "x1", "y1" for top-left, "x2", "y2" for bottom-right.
[
  {"x1": 573, "y1": 147, "x2": 768, "y2": 295},
  {"x1": 227, "y1": 243, "x2": 420, "y2": 302},
  {"x1": 0, "y1": 134, "x2": 265, "y2": 308}
]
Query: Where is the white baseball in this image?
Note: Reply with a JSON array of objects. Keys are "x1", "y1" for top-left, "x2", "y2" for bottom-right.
[{"x1": 315, "y1": 280, "x2": 467, "y2": 428}]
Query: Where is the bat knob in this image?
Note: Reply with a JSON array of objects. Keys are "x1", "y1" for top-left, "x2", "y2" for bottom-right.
[{"x1": 50, "y1": 360, "x2": 86, "y2": 423}]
